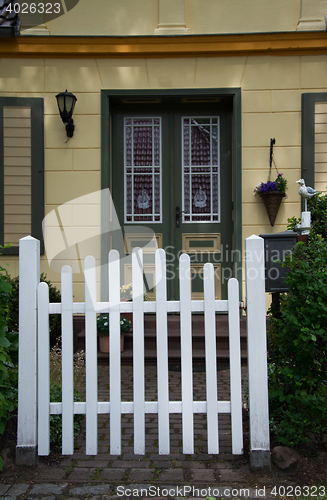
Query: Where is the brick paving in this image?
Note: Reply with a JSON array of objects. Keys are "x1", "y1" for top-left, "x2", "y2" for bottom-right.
[
  {"x1": 75, "y1": 364, "x2": 247, "y2": 460},
  {"x1": 0, "y1": 364, "x2": 286, "y2": 499}
]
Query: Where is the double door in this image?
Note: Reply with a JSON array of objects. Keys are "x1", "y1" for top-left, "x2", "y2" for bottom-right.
[{"x1": 111, "y1": 102, "x2": 233, "y2": 300}]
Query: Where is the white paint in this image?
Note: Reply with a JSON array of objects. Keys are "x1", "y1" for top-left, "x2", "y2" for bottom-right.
[
  {"x1": 19, "y1": 242, "x2": 263, "y2": 459},
  {"x1": 155, "y1": 249, "x2": 170, "y2": 455},
  {"x1": 204, "y1": 263, "x2": 219, "y2": 454},
  {"x1": 37, "y1": 282, "x2": 50, "y2": 455},
  {"x1": 245, "y1": 235, "x2": 270, "y2": 452},
  {"x1": 300, "y1": 210, "x2": 311, "y2": 234},
  {"x1": 228, "y1": 278, "x2": 243, "y2": 455},
  {"x1": 109, "y1": 250, "x2": 122, "y2": 455},
  {"x1": 47, "y1": 299, "x2": 229, "y2": 315},
  {"x1": 17, "y1": 236, "x2": 40, "y2": 449},
  {"x1": 61, "y1": 266, "x2": 74, "y2": 455},
  {"x1": 84, "y1": 256, "x2": 98, "y2": 455},
  {"x1": 132, "y1": 248, "x2": 145, "y2": 454},
  {"x1": 49, "y1": 400, "x2": 232, "y2": 415},
  {"x1": 179, "y1": 253, "x2": 194, "y2": 454}
]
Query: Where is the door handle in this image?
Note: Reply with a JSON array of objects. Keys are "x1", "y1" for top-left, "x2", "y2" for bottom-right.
[{"x1": 176, "y1": 206, "x2": 185, "y2": 228}]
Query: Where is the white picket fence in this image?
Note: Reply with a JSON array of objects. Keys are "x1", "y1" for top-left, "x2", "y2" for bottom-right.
[{"x1": 16, "y1": 235, "x2": 270, "y2": 466}]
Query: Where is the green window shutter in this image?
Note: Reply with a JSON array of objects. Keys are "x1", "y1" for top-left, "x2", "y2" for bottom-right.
[
  {"x1": 0, "y1": 97, "x2": 44, "y2": 254},
  {"x1": 302, "y1": 92, "x2": 327, "y2": 192}
]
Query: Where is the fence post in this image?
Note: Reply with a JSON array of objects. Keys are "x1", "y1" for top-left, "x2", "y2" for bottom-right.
[
  {"x1": 16, "y1": 236, "x2": 40, "y2": 466},
  {"x1": 245, "y1": 235, "x2": 271, "y2": 471}
]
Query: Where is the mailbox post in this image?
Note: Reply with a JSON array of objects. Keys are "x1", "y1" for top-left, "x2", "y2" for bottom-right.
[{"x1": 259, "y1": 231, "x2": 298, "y2": 313}]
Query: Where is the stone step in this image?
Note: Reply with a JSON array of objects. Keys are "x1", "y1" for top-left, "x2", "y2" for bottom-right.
[
  {"x1": 121, "y1": 331, "x2": 247, "y2": 351},
  {"x1": 74, "y1": 314, "x2": 247, "y2": 364},
  {"x1": 97, "y1": 348, "x2": 248, "y2": 365}
]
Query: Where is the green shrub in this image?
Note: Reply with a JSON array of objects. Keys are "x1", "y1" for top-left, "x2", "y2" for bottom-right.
[
  {"x1": 6, "y1": 331, "x2": 18, "y2": 366},
  {"x1": 268, "y1": 236, "x2": 327, "y2": 446},
  {"x1": 0, "y1": 249, "x2": 13, "y2": 470},
  {"x1": 6, "y1": 273, "x2": 61, "y2": 347},
  {"x1": 49, "y1": 340, "x2": 85, "y2": 450},
  {"x1": 307, "y1": 192, "x2": 327, "y2": 240},
  {"x1": 287, "y1": 191, "x2": 327, "y2": 240},
  {"x1": 50, "y1": 383, "x2": 84, "y2": 450},
  {"x1": 286, "y1": 215, "x2": 301, "y2": 232}
]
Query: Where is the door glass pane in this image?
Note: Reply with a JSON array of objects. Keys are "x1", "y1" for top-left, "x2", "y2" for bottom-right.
[
  {"x1": 124, "y1": 117, "x2": 162, "y2": 223},
  {"x1": 182, "y1": 117, "x2": 220, "y2": 223}
]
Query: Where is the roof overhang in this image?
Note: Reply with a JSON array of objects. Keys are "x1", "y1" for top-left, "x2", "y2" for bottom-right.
[{"x1": 0, "y1": 31, "x2": 327, "y2": 58}]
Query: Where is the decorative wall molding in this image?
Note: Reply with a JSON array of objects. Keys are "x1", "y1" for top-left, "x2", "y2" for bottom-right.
[
  {"x1": 297, "y1": 0, "x2": 327, "y2": 31},
  {"x1": 154, "y1": 0, "x2": 190, "y2": 35},
  {"x1": 297, "y1": 18, "x2": 326, "y2": 31}
]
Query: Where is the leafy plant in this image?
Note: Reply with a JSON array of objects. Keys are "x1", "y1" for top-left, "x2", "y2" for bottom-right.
[
  {"x1": 287, "y1": 191, "x2": 327, "y2": 239},
  {"x1": 5, "y1": 273, "x2": 61, "y2": 347},
  {"x1": 0, "y1": 246, "x2": 13, "y2": 470},
  {"x1": 49, "y1": 340, "x2": 85, "y2": 450},
  {"x1": 120, "y1": 283, "x2": 133, "y2": 302},
  {"x1": 286, "y1": 215, "x2": 301, "y2": 232},
  {"x1": 307, "y1": 192, "x2": 327, "y2": 240},
  {"x1": 97, "y1": 314, "x2": 131, "y2": 336},
  {"x1": 50, "y1": 338, "x2": 86, "y2": 388},
  {"x1": 50, "y1": 383, "x2": 84, "y2": 450},
  {"x1": 253, "y1": 173, "x2": 288, "y2": 196},
  {"x1": 97, "y1": 314, "x2": 110, "y2": 335},
  {"x1": 120, "y1": 316, "x2": 132, "y2": 333},
  {"x1": 120, "y1": 283, "x2": 149, "y2": 302},
  {"x1": 268, "y1": 236, "x2": 327, "y2": 446},
  {"x1": 275, "y1": 172, "x2": 288, "y2": 193}
]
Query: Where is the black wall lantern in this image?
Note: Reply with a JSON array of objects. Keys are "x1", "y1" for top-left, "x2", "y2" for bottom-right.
[{"x1": 55, "y1": 90, "x2": 77, "y2": 138}]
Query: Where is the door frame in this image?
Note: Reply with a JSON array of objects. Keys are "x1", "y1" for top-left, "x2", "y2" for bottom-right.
[{"x1": 100, "y1": 88, "x2": 242, "y2": 301}]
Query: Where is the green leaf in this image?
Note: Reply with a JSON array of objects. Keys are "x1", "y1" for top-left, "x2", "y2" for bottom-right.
[
  {"x1": 0, "y1": 336, "x2": 10, "y2": 348},
  {"x1": 0, "y1": 280, "x2": 11, "y2": 294}
]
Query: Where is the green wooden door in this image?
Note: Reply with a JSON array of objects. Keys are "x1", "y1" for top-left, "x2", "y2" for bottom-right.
[{"x1": 111, "y1": 102, "x2": 233, "y2": 300}]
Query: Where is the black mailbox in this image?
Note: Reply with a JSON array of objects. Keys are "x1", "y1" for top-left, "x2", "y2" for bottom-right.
[{"x1": 259, "y1": 231, "x2": 298, "y2": 293}]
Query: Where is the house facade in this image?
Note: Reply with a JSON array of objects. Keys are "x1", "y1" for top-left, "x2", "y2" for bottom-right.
[{"x1": 1, "y1": 0, "x2": 327, "y2": 302}]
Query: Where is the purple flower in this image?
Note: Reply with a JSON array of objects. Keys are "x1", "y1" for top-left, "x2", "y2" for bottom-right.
[
  {"x1": 259, "y1": 181, "x2": 278, "y2": 193},
  {"x1": 254, "y1": 173, "x2": 287, "y2": 196}
]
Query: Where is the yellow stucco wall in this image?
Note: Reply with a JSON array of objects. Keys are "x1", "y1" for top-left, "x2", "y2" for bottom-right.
[
  {"x1": 185, "y1": 0, "x2": 301, "y2": 34},
  {"x1": 22, "y1": 0, "x2": 327, "y2": 36},
  {"x1": 45, "y1": 0, "x2": 159, "y2": 36},
  {"x1": 1, "y1": 54, "x2": 326, "y2": 299}
]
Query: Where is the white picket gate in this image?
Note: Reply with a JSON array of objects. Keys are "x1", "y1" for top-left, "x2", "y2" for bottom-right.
[{"x1": 16, "y1": 235, "x2": 271, "y2": 469}]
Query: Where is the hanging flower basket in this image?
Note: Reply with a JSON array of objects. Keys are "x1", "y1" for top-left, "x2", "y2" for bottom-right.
[
  {"x1": 259, "y1": 190, "x2": 285, "y2": 226},
  {"x1": 253, "y1": 139, "x2": 288, "y2": 227}
]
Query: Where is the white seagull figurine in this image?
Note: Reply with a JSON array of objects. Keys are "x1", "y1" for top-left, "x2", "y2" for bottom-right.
[{"x1": 296, "y1": 178, "x2": 317, "y2": 211}]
